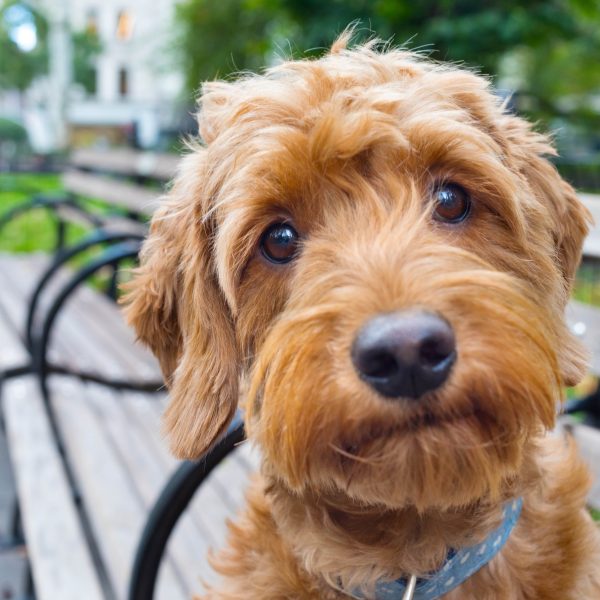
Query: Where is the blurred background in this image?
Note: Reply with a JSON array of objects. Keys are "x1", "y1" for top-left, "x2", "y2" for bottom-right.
[
  {"x1": 1, "y1": 3, "x2": 600, "y2": 600},
  {"x1": 0, "y1": 0, "x2": 599, "y2": 169}
]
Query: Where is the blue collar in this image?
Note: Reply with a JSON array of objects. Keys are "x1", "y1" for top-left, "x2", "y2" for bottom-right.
[{"x1": 349, "y1": 497, "x2": 523, "y2": 600}]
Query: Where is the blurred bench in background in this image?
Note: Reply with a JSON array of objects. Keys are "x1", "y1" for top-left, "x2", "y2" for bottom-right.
[
  {"x1": 570, "y1": 192, "x2": 600, "y2": 375},
  {"x1": 0, "y1": 150, "x2": 257, "y2": 600},
  {"x1": 2, "y1": 168, "x2": 600, "y2": 599},
  {"x1": 61, "y1": 148, "x2": 179, "y2": 229}
]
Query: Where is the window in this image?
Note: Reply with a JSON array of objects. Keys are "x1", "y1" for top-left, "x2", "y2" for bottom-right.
[
  {"x1": 116, "y1": 9, "x2": 133, "y2": 41},
  {"x1": 88, "y1": 67, "x2": 97, "y2": 96},
  {"x1": 119, "y1": 67, "x2": 129, "y2": 97},
  {"x1": 86, "y1": 8, "x2": 98, "y2": 35}
]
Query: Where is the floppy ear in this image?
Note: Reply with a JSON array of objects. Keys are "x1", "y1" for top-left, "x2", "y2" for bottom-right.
[
  {"x1": 501, "y1": 117, "x2": 592, "y2": 289},
  {"x1": 532, "y1": 162, "x2": 591, "y2": 387},
  {"x1": 121, "y1": 196, "x2": 183, "y2": 382},
  {"x1": 122, "y1": 151, "x2": 239, "y2": 459},
  {"x1": 505, "y1": 120, "x2": 592, "y2": 386},
  {"x1": 526, "y1": 157, "x2": 591, "y2": 289}
]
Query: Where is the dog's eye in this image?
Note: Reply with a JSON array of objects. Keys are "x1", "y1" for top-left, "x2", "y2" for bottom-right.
[
  {"x1": 433, "y1": 183, "x2": 471, "y2": 224},
  {"x1": 260, "y1": 223, "x2": 299, "y2": 264}
]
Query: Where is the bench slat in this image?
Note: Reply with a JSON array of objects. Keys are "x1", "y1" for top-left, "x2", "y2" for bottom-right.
[
  {"x1": 0, "y1": 255, "x2": 84, "y2": 369},
  {"x1": 54, "y1": 203, "x2": 148, "y2": 236},
  {"x1": 2, "y1": 377, "x2": 106, "y2": 600},
  {"x1": 66, "y1": 284, "x2": 160, "y2": 376},
  {"x1": 0, "y1": 253, "x2": 161, "y2": 379},
  {"x1": 0, "y1": 305, "x2": 29, "y2": 371},
  {"x1": 70, "y1": 149, "x2": 178, "y2": 182},
  {"x1": 49, "y1": 376, "x2": 188, "y2": 600},
  {"x1": 62, "y1": 171, "x2": 162, "y2": 216},
  {"x1": 0, "y1": 253, "x2": 43, "y2": 329},
  {"x1": 85, "y1": 384, "x2": 215, "y2": 594}
]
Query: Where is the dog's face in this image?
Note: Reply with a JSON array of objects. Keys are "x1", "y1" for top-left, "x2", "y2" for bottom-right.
[{"x1": 124, "y1": 38, "x2": 590, "y2": 511}]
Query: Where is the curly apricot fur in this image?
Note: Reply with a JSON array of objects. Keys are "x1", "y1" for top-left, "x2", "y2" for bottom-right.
[{"x1": 123, "y1": 32, "x2": 600, "y2": 599}]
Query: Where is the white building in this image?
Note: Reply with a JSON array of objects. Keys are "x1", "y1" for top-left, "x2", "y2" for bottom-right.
[
  {"x1": 67, "y1": 0, "x2": 185, "y2": 148},
  {"x1": 0, "y1": 0, "x2": 185, "y2": 151}
]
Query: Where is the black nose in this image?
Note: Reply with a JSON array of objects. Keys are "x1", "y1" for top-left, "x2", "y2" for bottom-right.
[{"x1": 351, "y1": 311, "x2": 456, "y2": 399}]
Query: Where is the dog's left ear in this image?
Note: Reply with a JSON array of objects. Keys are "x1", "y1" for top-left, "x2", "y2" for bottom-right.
[
  {"x1": 502, "y1": 118, "x2": 592, "y2": 287},
  {"x1": 529, "y1": 159, "x2": 591, "y2": 289},
  {"x1": 123, "y1": 151, "x2": 240, "y2": 459},
  {"x1": 540, "y1": 167, "x2": 591, "y2": 387},
  {"x1": 506, "y1": 120, "x2": 592, "y2": 385}
]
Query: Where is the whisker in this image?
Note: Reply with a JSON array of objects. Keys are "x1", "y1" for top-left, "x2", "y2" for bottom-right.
[{"x1": 329, "y1": 442, "x2": 379, "y2": 465}]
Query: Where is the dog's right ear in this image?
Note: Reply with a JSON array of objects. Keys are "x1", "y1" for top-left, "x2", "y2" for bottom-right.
[
  {"x1": 122, "y1": 196, "x2": 183, "y2": 382},
  {"x1": 122, "y1": 151, "x2": 240, "y2": 459}
]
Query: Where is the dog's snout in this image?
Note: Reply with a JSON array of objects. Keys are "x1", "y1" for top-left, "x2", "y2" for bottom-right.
[{"x1": 351, "y1": 311, "x2": 456, "y2": 399}]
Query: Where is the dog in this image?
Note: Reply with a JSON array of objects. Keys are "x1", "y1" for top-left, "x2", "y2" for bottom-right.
[{"x1": 123, "y1": 32, "x2": 600, "y2": 599}]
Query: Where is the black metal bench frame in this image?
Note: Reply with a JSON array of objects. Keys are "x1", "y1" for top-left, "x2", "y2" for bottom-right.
[
  {"x1": 4, "y1": 185, "x2": 598, "y2": 599},
  {"x1": 0, "y1": 180, "x2": 600, "y2": 600},
  {"x1": 128, "y1": 418, "x2": 245, "y2": 600},
  {"x1": 0, "y1": 185, "x2": 247, "y2": 599}
]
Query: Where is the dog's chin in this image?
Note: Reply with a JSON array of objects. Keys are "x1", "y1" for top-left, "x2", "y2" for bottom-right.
[
  {"x1": 320, "y1": 400, "x2": 526, "y2": 510},
  {"x1": 338, "y1": 400, "x2": 480, "y2": 455}
]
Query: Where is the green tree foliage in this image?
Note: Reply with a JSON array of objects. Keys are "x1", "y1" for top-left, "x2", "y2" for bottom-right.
[
  {"x1": 502, "y1": 2, "x2": 600, "y2": 129},
  {"x1": 0, "y1": 116, "x2": 26, "y2": 140},
  {"x1": 72, "y1": 29, "x2": 102, "y2": 94},
  {"x1": 0, "y1": 2, "x2": 47, "y2": 92},
  {"x1": 0, "y1": 2, "x2": 101, "y2": 96},
  {"x1": 174, "y1": 0, "x2": 600, "y2": 131},
  {"x1": 174, "y1": 0, "x2": 278, "y2": 95}
]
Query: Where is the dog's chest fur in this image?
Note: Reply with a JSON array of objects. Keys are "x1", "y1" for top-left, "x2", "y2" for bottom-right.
[{"x1": 204, "y1": 435, "x2": 600, "y2": 600}]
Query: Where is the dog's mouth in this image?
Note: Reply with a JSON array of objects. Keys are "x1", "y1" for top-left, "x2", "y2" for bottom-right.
[{"x1": 335, "y1": 402, "x2": 482, "y2": 458}]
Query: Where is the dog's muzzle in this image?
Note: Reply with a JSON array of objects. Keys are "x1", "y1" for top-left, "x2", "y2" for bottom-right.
[{"x1": 351, "y1": 310, "x2": 456, "y2": 399}]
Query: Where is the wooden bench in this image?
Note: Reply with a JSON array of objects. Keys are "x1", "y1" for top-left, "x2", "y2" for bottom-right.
[
  {"x1": 0, "y1": 151, "x2": 258, "y2": 599},
  {"x1": 0, "y1": 148, "x2": 176, "y2": 250},
  {"x1": 61, "y1": 148, "x2": 179, "y2": 224},
  {"x1": 2, "y1": 178, "x2": 600, "y2": 599}
]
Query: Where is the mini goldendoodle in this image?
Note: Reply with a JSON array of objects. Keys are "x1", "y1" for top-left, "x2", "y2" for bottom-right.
[{"x1": 124, "y1": 33, "x2": 600, "y2": 599}]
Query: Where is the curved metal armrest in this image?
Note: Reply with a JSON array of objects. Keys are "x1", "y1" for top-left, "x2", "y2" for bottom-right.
[
  {"x1": 0, "y1": 194, "x2": 104, "y2": 233},
  {"x1": 128, "y1": 415, "x2": 246, "y2": 600},
  {"x1": 25, "y1": 229, "x2": 146, "y2": 351},
  {"x1": 32, "y1": 240, "x2": 163, "y2": 404},
  {"x1": 0, "y1": 179, "x2": 48, "y2": 196},
  {"x1": 563, "y1": 389, "x2": 600, "y2": 427}
]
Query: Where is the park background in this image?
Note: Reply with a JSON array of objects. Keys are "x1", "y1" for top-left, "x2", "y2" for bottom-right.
[
  {"x1": 1, "y1": 1, "x2": 600, "y2": 600},
  {"x1": 2, "y1": 0, "x2": 600, "y2": 306},
  {"x1": 1, "y1": 1, "x2": 600, "y2": 168}
]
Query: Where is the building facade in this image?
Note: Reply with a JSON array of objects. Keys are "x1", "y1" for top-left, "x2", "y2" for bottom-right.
[{"x1": 67, "y1": 0, "x2": 184, "y2": 148}]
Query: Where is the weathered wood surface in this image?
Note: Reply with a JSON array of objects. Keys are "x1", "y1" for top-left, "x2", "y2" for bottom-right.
[
  {"x1": 2, "y1": 376, "x2": 105, "y2": 600},
  {"x1": 70, "y1": 149, "x2": 179, "y2": 182},
  {"x1": 54, "y1": 203, "x2": 148, "y2": 236},
  {"x1": 0, "y1": 303, "x2": 28, "y2": 371},
  {"x1": 0, "y1": 253, "x2": 259, "y2": 599},
  {"x1": 0, "y1": 253, "x2": 160, "y2": 381},
  {"x1": 62, "y1": 170, "x2": 162, "y2": 216},
  {"x1": 61, "y1": 148, "x2": 177, "y2": 222}
]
